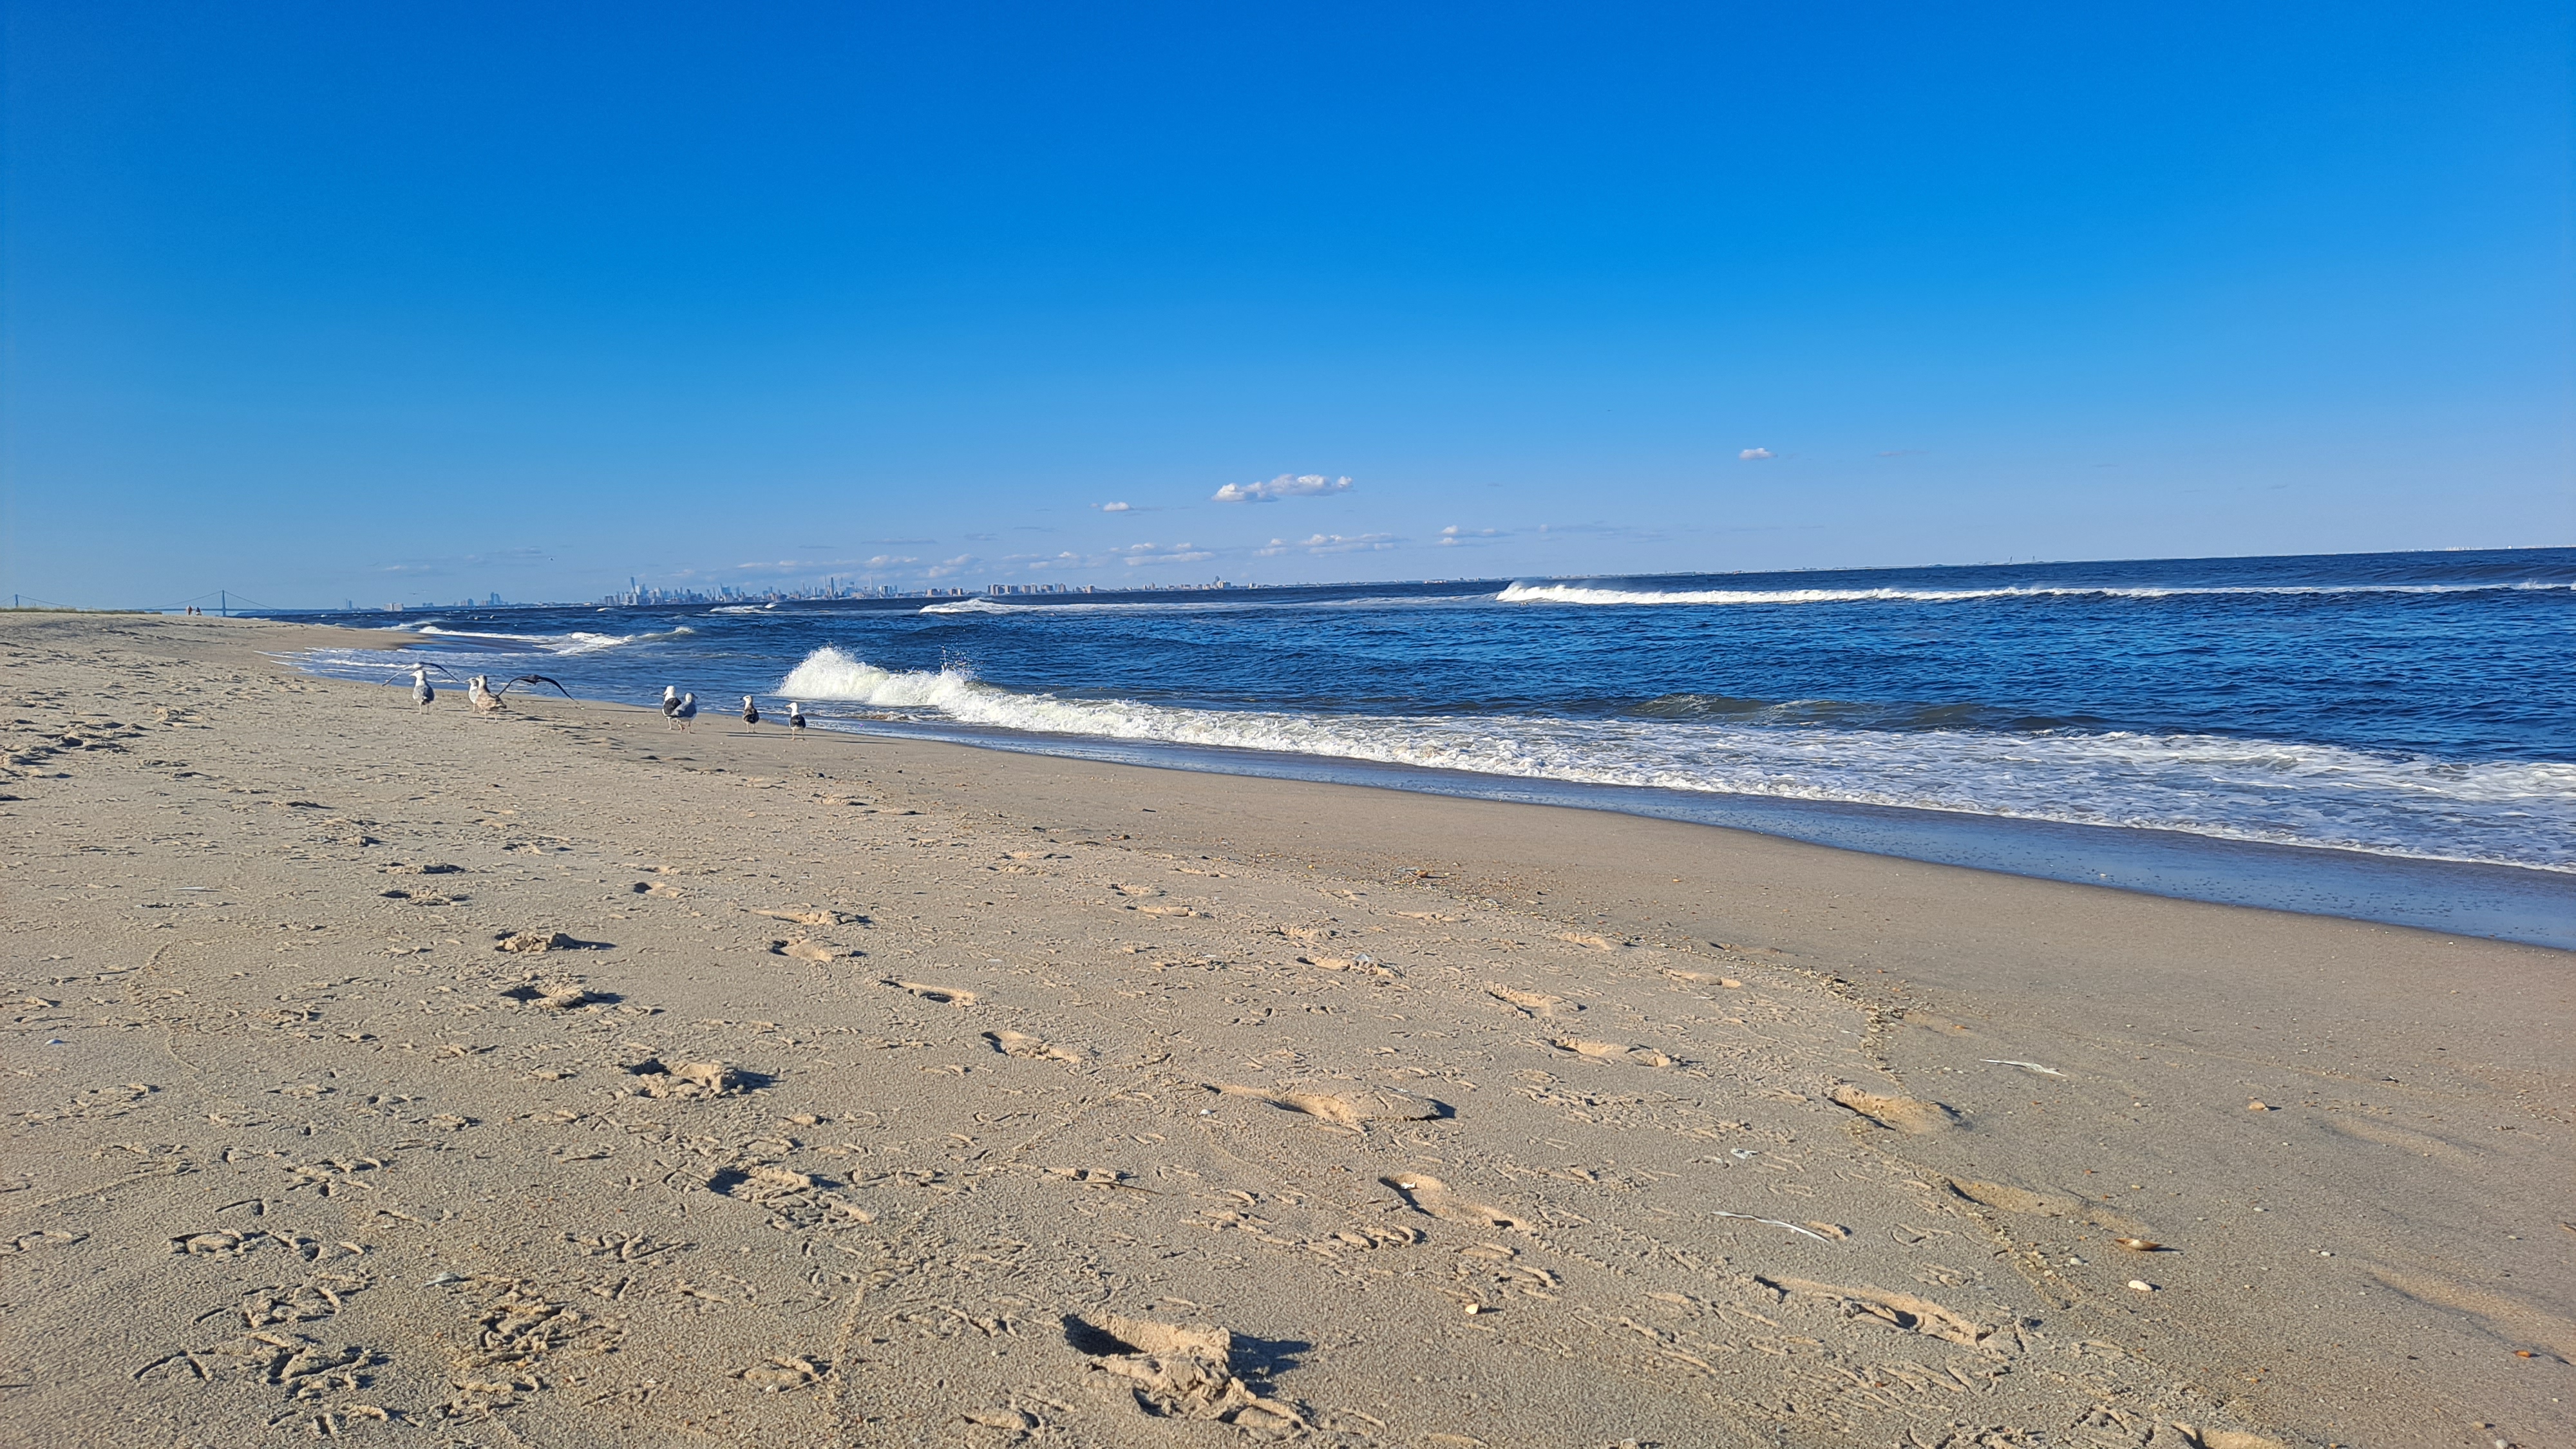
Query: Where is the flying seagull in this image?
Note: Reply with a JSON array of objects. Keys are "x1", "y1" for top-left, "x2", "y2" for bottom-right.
[
  {"x1": 471, "y1": 674, "x2": 573, "y2": 713},
  {"x1": 741, "y1": 696, "x2": 761, "y2": 727}
]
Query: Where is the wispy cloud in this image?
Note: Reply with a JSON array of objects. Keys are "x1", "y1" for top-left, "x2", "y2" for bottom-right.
[
  {"x1": 1119, "y1": 542, "x2": 1215, "y2": 567},
  {"x1": 1437, "y1": 526, "x2": 1502, "y2": 547},
  {"x1": 1213, "y1": 473, "x2": 1354, "y2": 504},
  {"x1": 1739, "y1": 448, "x2": 1775, "y2": 461},
  {"x1": 1255, "y1": 533, "x2": 1397, "y2": 557},
  {"x1": 1098, "y1": 501, "x2": 1132, "y2": 513},
  {"x1": 925, "y1": 554, "x2": 977, "y2": 578}
]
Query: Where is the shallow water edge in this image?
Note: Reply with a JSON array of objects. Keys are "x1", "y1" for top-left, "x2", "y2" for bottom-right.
[{"x1": 808, "y1": 716, "x2": 2576, "y2": 951}]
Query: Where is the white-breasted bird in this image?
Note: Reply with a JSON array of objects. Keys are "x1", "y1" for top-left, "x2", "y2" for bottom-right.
[
  {"x1": 788, "y1": 701, "x2": 805, "y2": 739},
  {"x1": 741, "y1": 695, "x2": 761, "y2": 727},
  {"x1": 661, "y1": 685, "x2": 680, "y2": 721},
  {"x1": 393, "y1": 662, "x2": 458, "y2": 714}
]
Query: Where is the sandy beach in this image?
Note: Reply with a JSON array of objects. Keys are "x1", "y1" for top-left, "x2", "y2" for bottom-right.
[{"x1": 3, "y1": 612, "x2": 2567, "y2": 1448}]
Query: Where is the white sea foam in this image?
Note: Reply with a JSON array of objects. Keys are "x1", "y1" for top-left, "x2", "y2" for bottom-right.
[
  {"x1": 1497, "y1": 581, "x2": 2573, "y2": 607},
  {"x1": 777, "y1": 648, "x2": 2576, "y2": 872},
  {"x1": 920, "y1": 594, "x2": 1492, "y2": 617},
  {"x1": 409, "y1": 625, "x2": 694, "y2": 654}
]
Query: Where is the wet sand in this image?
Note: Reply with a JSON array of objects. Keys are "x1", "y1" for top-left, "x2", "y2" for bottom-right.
[{"x1": 3, "y1": 613, "x2": 2568, "y2": 1448}]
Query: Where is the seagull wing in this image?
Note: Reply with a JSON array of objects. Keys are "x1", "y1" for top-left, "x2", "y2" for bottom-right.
[{"x1": 499, "y1": 674, "x2": 573, "y2": 698}]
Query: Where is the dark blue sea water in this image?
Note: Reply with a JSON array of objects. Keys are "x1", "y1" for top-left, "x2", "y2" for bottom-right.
[{"x1": 279, "y1": 548, "x2": 2576, "y2": 945}]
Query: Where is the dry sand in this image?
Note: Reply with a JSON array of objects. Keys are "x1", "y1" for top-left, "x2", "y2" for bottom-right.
[{"x1": 3, "y1": 613, "x2": 2568, "y2": 1448}]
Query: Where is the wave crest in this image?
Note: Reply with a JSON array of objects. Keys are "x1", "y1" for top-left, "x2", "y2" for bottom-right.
[
  {"x1": 1497, "y1": 581, "x2": 2572, "y2": 607},
  {"x1": 773, "y1": 648, "x2": 2575, "y2": 871}
]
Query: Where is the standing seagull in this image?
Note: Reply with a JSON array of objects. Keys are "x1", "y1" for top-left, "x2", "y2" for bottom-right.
[
  {"x1": 394, "y1": 662, "x2": 457, "y2": 714},
  {"x1": 661, "y1": 685, "x2": 680, "y2": 722},
  {"x1": 672, "y1": 692, "x2": 697, "y2": 731},
  {"x1": 741, "y1": 695, "x2": 761, "y2": 728},
  {"x1": 787, "y1": 702, "x2": 806, "y2": 740}
]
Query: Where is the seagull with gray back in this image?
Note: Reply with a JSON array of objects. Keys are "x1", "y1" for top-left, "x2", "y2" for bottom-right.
[{"x1": 395, "y1": 661, "x2": 459, "y2": 714}]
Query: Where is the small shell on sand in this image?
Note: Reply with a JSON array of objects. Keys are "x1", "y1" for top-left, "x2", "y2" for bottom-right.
[
  {"x1": 2127, "y1": 1279, "x2": 2157, "y2": 1292},
  {"x1": 2114, "y1": 1236, "x2": 2163, "y2": 1252}
]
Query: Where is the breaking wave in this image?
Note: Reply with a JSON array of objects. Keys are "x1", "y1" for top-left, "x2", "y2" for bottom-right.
[
  {"x1": 776, "y1": 648, "x2": 2575, "y2": 872},
  {"x1": 1497, "y1": 581, "x2": 2573, "y2": 607},
  {"x1": 409, "y1": 625, "x2": 696, "y2": 654}
]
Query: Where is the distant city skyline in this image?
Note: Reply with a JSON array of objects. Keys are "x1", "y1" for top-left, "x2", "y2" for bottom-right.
[{"x1": 5, "y1": 3, "x2": 2570, "y2": 609}]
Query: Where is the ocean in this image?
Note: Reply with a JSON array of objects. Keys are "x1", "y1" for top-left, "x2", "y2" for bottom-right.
[{"x1": 278, "y1": 547, "x2": 2576, "y2": 947}]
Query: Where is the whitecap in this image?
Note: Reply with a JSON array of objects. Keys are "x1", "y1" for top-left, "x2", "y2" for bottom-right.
[
  {"x1": 1496, "y1": 580, "x2": 2575, "y2": 607},
  {"x1": 777, "y1": 648, "x2": 2576, "y2": 873}
]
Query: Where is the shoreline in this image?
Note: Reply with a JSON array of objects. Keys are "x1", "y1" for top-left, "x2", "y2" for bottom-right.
[
  {"x1": 289, "y1": 632, "x2": 2576, "y2": 948},
  {"x1": 787, "y1": 717, "x2": 2576, "y2": 951},
  {"x1": 6, "y1": 614, "x2": 2570, "y2": 1448}
]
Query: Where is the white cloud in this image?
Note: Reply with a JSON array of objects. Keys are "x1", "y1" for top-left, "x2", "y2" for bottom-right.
[
  {"x1": 1437, "y1": 526, "x2": 1501, "y2": 547},
  {"x1": 1213, "y1": 473, "x2": 1354, "y2": 504},
  {"x1": 1739, "y1": 448, "x2": 1774, "y2": 461},
  {"x1": 925, "y1": 554, "x2": 977, "y2": 578},
  {"x1": 1099, "y1": 501, "x2": 1131, "y2": 512},
  {"x1": 1255, "y1": 532, "x2": 1397, "y2": 557},
  {"x1": 1119, "y1": 542, "x2": 1215, "y2": 567}
]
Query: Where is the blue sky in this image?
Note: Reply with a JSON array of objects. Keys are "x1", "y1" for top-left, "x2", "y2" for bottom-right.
[{"x1": 4, "y1": 2, "x2": 2569, "y2": 606}]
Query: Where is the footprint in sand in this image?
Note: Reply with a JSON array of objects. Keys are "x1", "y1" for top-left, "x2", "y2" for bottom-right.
[
  {"x1": 1827, "y1": 1083, "x2": 1962, "y2": 1133},
  {"x1": 1299, "y1": 955, "x2": 1399, "y2": 978},
  {"x1": 620, "y1": 1058, "x2": 743, "y2": 1098},
  {"x1": 771, "y1": 938, "x2": 860, "y2": 962},
  {"x1": 884, "y1": 980, "x2": 977, "y2": 1006},
  {"x1": 754, "y1": 907, "x2": 864, "y2": 927},
  {"x1": 1379, "y1": 1173, "x2": 1530, "y2": 1232},
  {"x1": 1550, "y1": 1037, "x2": 1674, "y2": 1068},
  {"x1": 1765, "y1": 1276, "x2": 1993, "y2": 1347},
  {"x1": 1663, "y1": 969, "x2": 1743, "y2": 989},
  {"x1": 1214, "y1": 1083, "x2": 1448, "y2": 1130},
  {"x1": 1488, "y1": 986, "x2": 1579, "y2": 1019},
  {"x1": 735, "y1": 1356, "x2": 828, "y2": 1392},
  {"x1": 4, "y1": 1230, "x2": 86, "y2": 1255},
  {"x1": 1943, "y1": 1177, "x2": 2083, "y2": 1217},
  {"x1": 1061, "y1": 1314, "x2": 1306, "y2": 1432},
  {"x1": 985, "y1": 1029, "x2": 1086, "y2": 1063},
  {"x1": 498, "y1": 980, "x2": 599, "y2": 1010}
]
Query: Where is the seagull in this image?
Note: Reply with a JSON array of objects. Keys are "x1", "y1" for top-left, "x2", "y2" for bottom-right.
[
  {"x1": 471, "y1": 674, "x2": 572, "y2": 713},
  {"x1": 393, "y1": 662, "x2": 459, "y2": 713},
  {"x1": 672, "y1": 692, "x2": 697, "y2": 730},
  {"x1": 741, "y1": 695, "x2": 761, "y2": 728},
  {"x1": 787, "y1": 702, "x2": 805, "y2": 739},
  {"x1": 661, "y1": 685, "x2": 680, "y2": 721}
]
